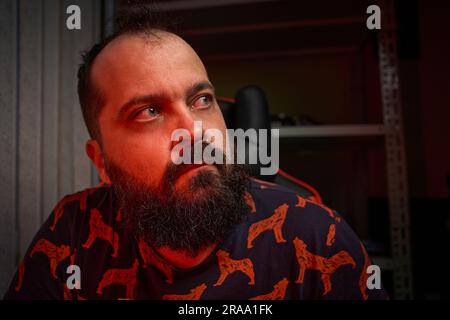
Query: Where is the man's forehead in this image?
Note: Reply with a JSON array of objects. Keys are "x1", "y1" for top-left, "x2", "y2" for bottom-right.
[{"x1": 90, "y1": 32, "x2": 208, "y2": 107}]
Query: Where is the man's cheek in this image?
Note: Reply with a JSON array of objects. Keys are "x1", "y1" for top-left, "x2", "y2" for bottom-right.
[{"x1": 135, "y1": 155, "x2": 170, "y2": 185}]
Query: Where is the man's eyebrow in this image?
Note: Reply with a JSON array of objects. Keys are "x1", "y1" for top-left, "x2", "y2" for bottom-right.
[
  {"x1": 186, "y1": 81, "x2": 215, "y2": 98},
  {"x1": 117, "y1": 81, "x2": 215, "y2": 120},
  {"x1": 117, "y1": 92, "x2": 164, "y2": 120}
]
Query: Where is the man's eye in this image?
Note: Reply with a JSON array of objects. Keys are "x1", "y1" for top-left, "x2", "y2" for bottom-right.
[
  {"x1": 192, "y1": 94, "x2": 213, "y2": 109},
  {"x1": 134, "y1": 106, "x2": 160, "y2": 121}
]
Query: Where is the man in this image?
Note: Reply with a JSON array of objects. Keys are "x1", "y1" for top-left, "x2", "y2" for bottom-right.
[{"x1": 5, "y1": 6, "x2": 387, "y2": 300}]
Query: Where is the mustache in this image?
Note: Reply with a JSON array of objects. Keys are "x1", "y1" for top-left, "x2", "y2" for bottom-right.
[
  {"x1": 165, "y1": 141, "x2": 226, "y2": 183},
  {"x1": 104, "y1": 140, "x2": 231, "y2": 202}
]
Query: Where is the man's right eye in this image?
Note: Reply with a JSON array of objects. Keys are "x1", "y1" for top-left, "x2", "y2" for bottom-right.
[{"x1": 134, "y1": 106, "x2": 160, "y2": 122}]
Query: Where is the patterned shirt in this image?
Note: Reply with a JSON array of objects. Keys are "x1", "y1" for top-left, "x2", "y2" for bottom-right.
[{"x1": 4, "y1": 178, "x2": 388, "y2": 300}]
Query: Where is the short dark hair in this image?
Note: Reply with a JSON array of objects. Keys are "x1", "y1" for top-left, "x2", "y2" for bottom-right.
[{"x1": 77, "y1": 4, "x2": 176, "y2": 140}]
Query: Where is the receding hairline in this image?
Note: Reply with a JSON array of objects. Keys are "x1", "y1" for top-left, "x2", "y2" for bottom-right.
[
  {"x1": 94, "y1": 29, "x2": 189, "y2": 65},
  {"x1": 90, "y1": 29, "x2": 199, "y2": 87},
  {"x1": 89, "y1": 30, "x2": 188, "y2": 98}
]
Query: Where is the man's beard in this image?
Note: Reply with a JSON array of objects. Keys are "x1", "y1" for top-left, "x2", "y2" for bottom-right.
[{"x1": 104, "y1": 146, "x2": 250, "y2": 258}]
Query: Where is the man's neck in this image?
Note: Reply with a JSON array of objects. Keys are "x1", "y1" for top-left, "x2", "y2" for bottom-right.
[{"x1": 156, "y1": 243, "x2": 218, "y2": 269}]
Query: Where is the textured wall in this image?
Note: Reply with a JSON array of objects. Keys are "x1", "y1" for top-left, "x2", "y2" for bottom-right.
[{"x1": 0, "y1": 0, "x2": 103, "y2": 296}]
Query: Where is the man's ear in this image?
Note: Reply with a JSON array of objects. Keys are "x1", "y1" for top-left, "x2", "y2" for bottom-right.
[{"x1": 85, "y1": 139, "x2": 111, "y2": 184}]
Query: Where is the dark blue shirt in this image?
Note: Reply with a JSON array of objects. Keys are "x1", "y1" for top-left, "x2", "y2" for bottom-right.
[{"x1": 4, "y1": 178, "x2": 388, "y2": 300}]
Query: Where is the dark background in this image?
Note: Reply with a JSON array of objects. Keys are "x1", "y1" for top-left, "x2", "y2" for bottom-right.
[{"x1": 0, "y1": 0, "x2": 448, "y2": 299}]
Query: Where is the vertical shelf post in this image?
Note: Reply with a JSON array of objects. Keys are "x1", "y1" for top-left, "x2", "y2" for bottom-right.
[{"x1": 378, "y1": 0, "x2": 414, "y2": 299}]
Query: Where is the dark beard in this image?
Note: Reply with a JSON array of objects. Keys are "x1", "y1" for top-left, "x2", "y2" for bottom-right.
[{"x1": 104, "y1": 154, "x2": 250, "y2": 258}]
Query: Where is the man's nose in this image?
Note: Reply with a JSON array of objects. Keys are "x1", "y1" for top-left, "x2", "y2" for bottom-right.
[{"x1": 170, "y1": 105, "x2": 203, "y2": 149}]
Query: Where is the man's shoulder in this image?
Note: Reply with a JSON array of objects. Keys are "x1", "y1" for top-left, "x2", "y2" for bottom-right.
[
  {"x1": 245, "y1": 178, "x2": 344, "y2": 240},
  {"x1": 247, "y1": 178, "x2": 339, "y2": 219},
  {"x1": 55, "y1": 183, "x2": 111, "y2": 211},
  {"x1": 48, "y1": 183, "x2": 114, "y2": 230},
  {"x1": 244, "y1": 178, "x2": 364, "y2": 270}
]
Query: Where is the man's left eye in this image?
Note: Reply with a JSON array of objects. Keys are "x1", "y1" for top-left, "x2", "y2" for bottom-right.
[{"x1": 192, "y1": 94, "x2": 213, "y2": 109}]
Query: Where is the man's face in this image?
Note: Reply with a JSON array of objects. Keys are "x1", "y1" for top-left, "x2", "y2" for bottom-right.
[
  {"x1": 91, "y1": 32, "x2": 227, "y2": 194},
  {"x1": 89, "y1": 32, "x2": 249, "y2": 255}
]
